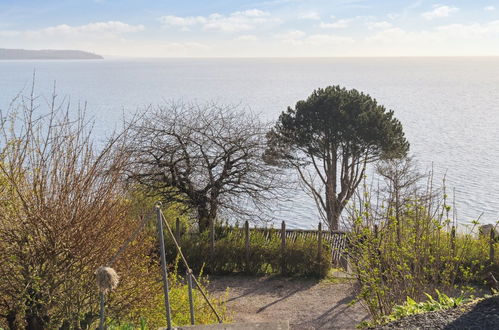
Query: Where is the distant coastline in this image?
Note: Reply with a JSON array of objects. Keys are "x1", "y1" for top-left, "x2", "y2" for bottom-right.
[{"x1": 0, "y1": 48, "x2": 103, "y2": 60}]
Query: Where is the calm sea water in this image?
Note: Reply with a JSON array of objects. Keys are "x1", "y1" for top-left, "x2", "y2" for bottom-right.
[{"x1": 1, "y1": 57, "x2": 498, "y2": 229}]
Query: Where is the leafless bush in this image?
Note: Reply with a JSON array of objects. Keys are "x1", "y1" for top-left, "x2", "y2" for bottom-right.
[{"x1": 0, "y1": 86, "x2": 156, "y2": 329}]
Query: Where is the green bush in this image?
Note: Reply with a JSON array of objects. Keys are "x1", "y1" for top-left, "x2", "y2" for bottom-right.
[
  {"x1": 119, "y1": 263, "x2": 230, "y2": 328},
  {"x1": 348, "y1": 211, "x2": 490, "y2": 323},
  {"x1": 387, "y1": 290, "x2": 466, "y2": 321},
  {"x1": 347, "y1": 158, "x2": 496, "y2": 324},
  {"x1": 359, "y1": 290, "x2": 470, "y2": 328},
  {"x1": 164, "y1": 225, "x2": 332, "y2": 278}
]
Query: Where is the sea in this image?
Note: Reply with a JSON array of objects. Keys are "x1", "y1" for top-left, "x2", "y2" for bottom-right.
[{"x1": 0, "y1": 57, "x2": 498, "y2": 229}]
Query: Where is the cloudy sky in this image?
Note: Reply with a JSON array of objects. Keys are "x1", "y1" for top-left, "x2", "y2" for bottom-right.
[{"x1": 1, "y1": 0, "x2": 498, "y2": 57}]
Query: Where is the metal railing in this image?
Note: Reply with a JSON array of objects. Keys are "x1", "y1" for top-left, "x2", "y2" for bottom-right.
[
  {"x1": 97, "y1": 205, "x2": 222, "y2": 330},
  {"x1": 155, "y1": 203, "x2": 223, "y2": 330}
]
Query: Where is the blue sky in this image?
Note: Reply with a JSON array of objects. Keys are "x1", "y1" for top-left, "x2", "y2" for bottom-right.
[{"x1": 1, "y1": 0, "x2": 498, "y2": 57}]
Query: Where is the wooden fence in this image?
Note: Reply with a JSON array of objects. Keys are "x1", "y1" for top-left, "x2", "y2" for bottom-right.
[{"x1": 175, "y1": 219, "x2": 349, "y2": 267}]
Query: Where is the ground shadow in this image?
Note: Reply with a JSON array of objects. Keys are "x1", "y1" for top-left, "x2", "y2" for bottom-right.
[
  {"x1": 293, "y1": 293, "x2": 369, "y2": 329},
  {"x1": 210, "y1": 274, "x2": 320, "y2": 303},
  {"x1": 443, "y1": 295, "x2": 499, "y2": 330}
]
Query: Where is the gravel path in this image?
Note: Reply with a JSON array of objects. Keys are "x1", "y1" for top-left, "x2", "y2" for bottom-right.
[
  {"x1": 374, "y1": 295, "x2": 499, "y2": 330},
  {"x1": 207, "y1": 274, "x2": 369, "y2": 330}
]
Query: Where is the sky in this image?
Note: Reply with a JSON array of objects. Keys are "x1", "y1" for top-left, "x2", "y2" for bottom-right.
[{"x1": 0, "y1": 0, "x2": 499, "y2": 57}]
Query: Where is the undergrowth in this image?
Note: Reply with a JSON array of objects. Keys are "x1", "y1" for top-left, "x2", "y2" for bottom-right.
[
  {"x1": 107, "y1": 257, "x2": 230, "y2": 328},
  {"x1": 347, "y1": 158, "x2": 498, "y2": 324},
  {"x1": 164, "y1": 224, "x2": 332, "y2": 278},
  {"x1": 357, "y1": 290, "x2": 472, "y2": 328}
]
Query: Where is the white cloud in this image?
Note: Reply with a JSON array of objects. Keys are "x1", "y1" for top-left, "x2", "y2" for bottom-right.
[
  {"x1": 364, "y1": 20, "x2": 499, "y2": 55},
  {"x1": 366, "y1": 21, "x2": 392, "y2": 30},
  {"x1": 436, "y1": 21, "x2": 499, "y2": 38},
  {"x1": 422, "y1": 5, "x2": 458, "y2": 20},
  {"x1": 298, "y1": 11, "x2": 321, "y2": 20},
  {"x1": 277, "y1": 30, "x2": 306, "y2": 45},
  {"x1": 159, "y1": 9, "x2": 274, "y2": 33},
  {"x1": 319, "y1": 19, "x2": 352, "y2": 29},
  {"x1": 306, "y1": 34, "x2": 355, "y2": 45},
  {"x1": 0, "y1": 21, "x2": 144, "y2": 39},
  {"x1": 158, "y1": 16, "x2": 206, "y2": 31},
  {"x1": 277, "y1": 30, "x2": 306, "y2": 39},
  {"x1": 484, "y1": 6, "x2": 496, "y2": 11},
  {"x1": 0, "y1": 21, "x2": 147, "y2": 57},
  {"x1": 367, "y1": 27, "x2": 438, "y2": 44},
  {"x1": 236, "y1": 34, "x2": 258, "y2": 41},
  {"x1": 237, "y1": 9, "x2": 268, "y2": 17},
  {"x1": 277, "y1": 30, "x2": 353, "y2": 47},
  {"x1": 0, "y1": 30, "x2": 20, "y2": 37},
  {"x1": 387, "y1": 13, "x2": 399, "y2": 20},
  {"x1": 64, "y1": 21, "x2": 144, "y2": 34}
]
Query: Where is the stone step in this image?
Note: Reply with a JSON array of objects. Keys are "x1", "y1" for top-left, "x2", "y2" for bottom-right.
[{"x1": 160, "y1": 321, "x2": 289, "y2": 330}]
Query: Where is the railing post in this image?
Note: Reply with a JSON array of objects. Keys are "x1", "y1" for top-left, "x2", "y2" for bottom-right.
[
  {"x1": 317, "y1": 222, "x2": 322, "y2": 265},
  {"x1": 245, "y1": 220, "x2": 250, "y2": 272},
  {"x1": 281, "y1": 221, "x2": 286, "y2": 275},
  {"x1": 187, "y1": 270, "x2": 195, "y2": 325},
  {"x1": 490, "y1": 229, "x2": 495, "y2": 264},
  {"x1": 99, "y1": 292, "x2": 105, "y2": 330},
  {"x1": 156, "y1": 204, "x2": 172, "y2": 330}
]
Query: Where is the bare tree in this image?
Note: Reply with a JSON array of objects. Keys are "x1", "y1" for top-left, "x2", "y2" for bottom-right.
[
  {"x1": 376, "y1": 157, "x2": 426, "y2": 243},
  {"x1": 126, "y1": 102, "x2": 282, "y2": 232}
]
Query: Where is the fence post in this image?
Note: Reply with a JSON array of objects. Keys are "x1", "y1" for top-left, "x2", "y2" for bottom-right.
[
  {"x1": 317, "y1": 222, "x2": 322, "y2": 265},
  {"x1": 281, "y1": 221, "x2": 286, "y2": 275},
  {"x1": 187, "y1": 270, "x2": 195, "y2": 325},
  {"x1": 490, "y1": 229, "x2": 495, "y2": 264},
  {"x1": 155, "y1": 204, "x2": 172, "y2": 330},
  {"x1": 175, "y1": 218, "x2": 181, "y2": 244},
  {"x1": 245, "y1": 220, "x2": 250, "y2": 272}
]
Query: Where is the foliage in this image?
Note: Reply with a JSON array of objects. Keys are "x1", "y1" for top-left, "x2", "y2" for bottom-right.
[
  {"x1": 348, "y1": 159, "x2": 495, "y2": 324},
  {"x1": 388, "y1": 290, "x2": 466, "y2": 320},
  {"x1": 164, "y1": 224, "x2": 332, "y2": 278},
  {"x1": 0, "y1": 88, "x2": 227, "y2": 329},
  {"x1": 358, "y1": 290, "x2": 470, "y2": 328},
  {"x1": 266, "y1": 86, "x2": 409, "y2": 230},
  {"x1": 117, "y1": 259, "x2": 230, "y2": 328},
  {"x1": 0, "y1": 89, "x2": 154, "y2": 329}
]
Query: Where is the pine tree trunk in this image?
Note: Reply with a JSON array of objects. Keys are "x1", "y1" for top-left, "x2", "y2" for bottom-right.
[{"x1": 325, "y1": 149, "x2": 339, "y2": 231}]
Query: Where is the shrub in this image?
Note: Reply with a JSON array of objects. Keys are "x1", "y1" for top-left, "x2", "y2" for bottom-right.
[
  {"x1": 0, "y1": 87, "x2": 228, "y2": 329},
  {"x1": 359, "y1": 290, "x2": 470, "y2": 328},
  {"x1": 347, "y1": 158, "x2": 495, "y2": 324},
  {"x1": 0, "y1": 89, "x2": 156, "y2": 329},
  {"x1": 348, "y1": 204, "x2": 490, "y2": 322},
  {"x1": 388, "y1": 290, "x2": 467, "y2": 320},
  {"x1": 118, "y1": 260, "x2": 230, "y2": 328},
  {"x1": 164, "y1": 224, "x2": 332, "y2": 278}
]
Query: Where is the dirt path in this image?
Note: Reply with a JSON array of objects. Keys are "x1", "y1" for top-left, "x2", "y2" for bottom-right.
[{"x1": 207, "y1": 275, "x2": 370, "y2": 329}]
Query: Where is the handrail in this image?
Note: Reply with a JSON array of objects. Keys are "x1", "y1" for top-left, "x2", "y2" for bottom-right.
[{"x1": 159, "y1": 208, "x2": 223, "y2": 324}]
